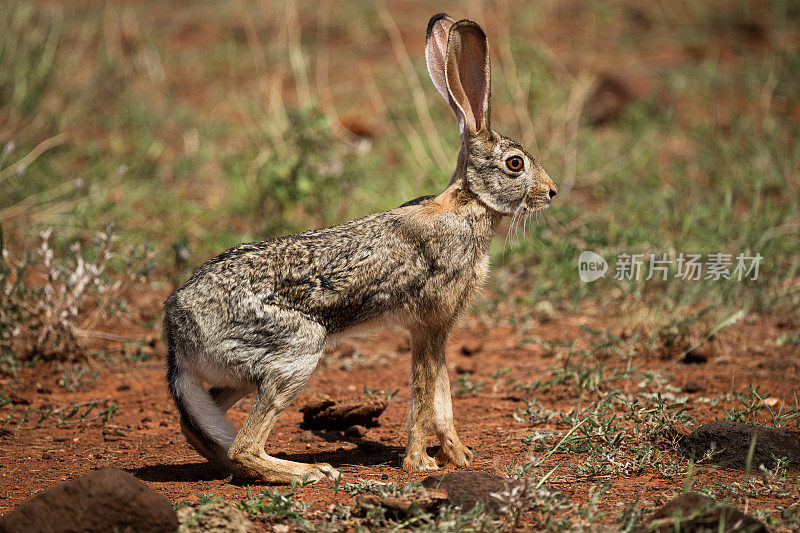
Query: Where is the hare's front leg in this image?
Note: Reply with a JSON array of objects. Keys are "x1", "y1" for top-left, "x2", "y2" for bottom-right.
[
  {"x1": 226, "y1": 308, "x2": 339, "y2": 483},
  {"x1": 402, "y1": 327, "x2": 441, "y2": 472},
  {"x1": 402, "y1": 327, "x2": 472, "y2": 471}
]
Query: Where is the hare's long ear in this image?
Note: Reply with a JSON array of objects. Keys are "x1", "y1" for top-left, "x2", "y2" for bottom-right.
[
  {"x1": 445, "y1": 20, "x2": 491, "y2": 140},
  {"x1": 425, "y1": 13, "x2": 457, "y2": 109}
]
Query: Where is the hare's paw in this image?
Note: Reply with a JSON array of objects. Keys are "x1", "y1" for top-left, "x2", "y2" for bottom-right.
[
  {"x1": 435, "y1": 440, "x2": 473, "y2": 467},
  {"x1": 229, "y1": 449, "x2": 338, "y2": 484},
  {"x1": 305, "y1": 462, "x2": 340, "y2": 482},
  {"x1": 402, "y1": 452, "x2": 439, "y2": 472}
]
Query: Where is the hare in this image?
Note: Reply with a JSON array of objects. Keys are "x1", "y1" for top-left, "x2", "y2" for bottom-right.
[{"x1": 163, "y1": 13, "x2": 557, "y2": 484}]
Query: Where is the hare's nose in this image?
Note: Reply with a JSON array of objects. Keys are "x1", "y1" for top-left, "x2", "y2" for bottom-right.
[{"x1": 548, "y1": 187, "x2": 557, "y2": 199}]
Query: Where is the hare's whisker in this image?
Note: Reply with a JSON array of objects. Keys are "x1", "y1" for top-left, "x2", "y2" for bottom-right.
[{"x1": 504, "y1": 204, "x2": 524, "y2": 251}]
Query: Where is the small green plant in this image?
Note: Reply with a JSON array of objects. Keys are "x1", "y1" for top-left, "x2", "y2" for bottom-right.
[
  {"x1": 725, "y1": 384, "x2": 800, "y2": 428},
  {"x1": 1, "y1": 396, "x2": 117, "y2": 429},
  {"x1": 58, "y1": 365, "x2": 99, "y2": 392},
  {"x1": 514, "y1": 398, "x2": 560, "y2": 425},
  {"x1": 489, "y1": 367, "x2": 510, "y2": 380},
  {"x1": 453, "y1": 372, "x2": 485, "y2": 396},
  {"x1": 237, "y1": 477, "x2": 315, "y2": 524},
  {"x1": 364, "y1": 384, "x2": 400, "y2": 403},
  {"x1": 122, "y1": 340, "x2": 151, "y2": 363}
]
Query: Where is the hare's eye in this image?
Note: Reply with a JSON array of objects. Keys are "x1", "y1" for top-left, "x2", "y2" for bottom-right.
[{"x1": 505, "y1": 156, "x2": 524, "y2": 172}]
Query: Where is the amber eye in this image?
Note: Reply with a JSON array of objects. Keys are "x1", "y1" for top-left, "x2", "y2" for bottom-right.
[{"x1": 505, "y1": 155, "x2": 524, "y2": 172}]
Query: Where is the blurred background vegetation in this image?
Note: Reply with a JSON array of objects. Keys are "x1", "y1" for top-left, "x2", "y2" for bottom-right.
[{"x1": 1, "y1": 0, "x2": 798, "y2": 347}]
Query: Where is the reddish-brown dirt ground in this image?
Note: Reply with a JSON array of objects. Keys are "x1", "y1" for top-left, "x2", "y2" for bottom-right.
[{"x1": 1, "y1": 287, "x2": 797, "y2": 529}]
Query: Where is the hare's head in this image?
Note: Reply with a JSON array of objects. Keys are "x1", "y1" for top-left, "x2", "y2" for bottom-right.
[{"x1": 426, "y1": 13, "x2": 557, "y2": 216}]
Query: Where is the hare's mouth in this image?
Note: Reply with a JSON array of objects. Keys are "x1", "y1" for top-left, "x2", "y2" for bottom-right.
[{"x1": 520, "y1": 197, "x2": 552, "y2": 215}]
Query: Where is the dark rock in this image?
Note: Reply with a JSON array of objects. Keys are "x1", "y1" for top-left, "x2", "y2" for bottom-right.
[
  {"x1": 102, "y1": 427, "x2": 127, "y2": 442},
  {"x1": 421, "y1": 471, "x2": 522, "y2": 514},
  {"x1": 300, "y1": 396, "x2": 387, "y2": 430},
  {"x1": 681, "y1": 421, "x2": 800, "y2": 470},
  {"x1": 682, "y1": 381, "x2": 703, "y2": 393},
  {"x1": 0, "y1": 468, "x2": 178, "y2": 533},
  {"x1": 292, "y1": 430, "x2": 322, "y2": 443},
  {"x1": 638, "y1": 492, "x2": 766, "y2": 533},
  {"x1": 460, "y1": 340, "x2": 483, "y2": 356},
  {"x1": 682, "y1": 343, "x2": 713, "y2": 364},
  {"x1": 345, "y1": 424, "x2": 367, "y2": 438}
]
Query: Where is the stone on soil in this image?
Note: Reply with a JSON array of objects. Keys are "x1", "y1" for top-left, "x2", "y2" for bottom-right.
[
  {"x1": 0, "y1": 468, "x2": 178, "y2": 533},
  {"x1": 681, "y1": 420, "x2": 800, "y2": 470},
  {"x1": 421, "y1": 471, "x2": 523, "y2": 514},
  {"x1": 300, "y1": 396, "x2": 387, "y2": 430},
  {"x1": 637, "y1": 492, "x2": 766, "y2": 533}
]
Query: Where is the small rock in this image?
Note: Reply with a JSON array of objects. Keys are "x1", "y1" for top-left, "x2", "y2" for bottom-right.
[
  {"x1": 8, "y1": 390, "x2": 33, "y2": 405},
  {"x1": 682, "y1": 343, "x2": 713, "y2": 364},
  {"x1": 293, "y1": 430, "x2": 321, "y2": 443},
  {"x1": 637, "y1": 492, "x2": 766, "y2": 532},
  {"x1": 116, "y1": 383, "x2": 131, "y2": 392},
  {"x1": 345, "y1": 425, "x2": 367, "y2": 438},
  {"x1": 681, "y1": 421, "x2": 800, "y2": 470},
  {"x1": 763, "y1": 397, "x2": 780, "y2": 408},
  {"x1": 176, "y1": 500, "x2": 251, "y2": 533},
  {"x1": 682, "y1": 381, "x2": 703, "y2": 393},
  {"x1": 0, "y1": 468, "x2": 178, "y2": 533},
  {"x1": 460, "y1": 340, "x2": 483, "y2": 356},
  {"x1": 421, "y1": 471, "x2": 523, "y2": 514},
  {"x1": 300, "y1": 396, "x2": 387, "y2": 430},
  {"x1": 102, "y1": 427, "x2": 127, "y2": 442},
  {"x1": 455, "y1": 361, "x2": 476, "y2": 374}
]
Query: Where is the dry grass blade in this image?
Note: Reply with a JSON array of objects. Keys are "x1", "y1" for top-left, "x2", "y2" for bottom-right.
[
  {"x1": 0, "y1": 134, "x2": 67, "y2": 184},
  {"x1": 377, "y1": 4, "x2": 451, "y2": 171}
]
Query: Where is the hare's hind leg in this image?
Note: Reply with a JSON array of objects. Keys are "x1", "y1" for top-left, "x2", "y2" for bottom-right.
[
  {"x1": 226, "y1": 308, "x2": 338, "y2": 483},
  {"x1": 180, "y1": 385, "x2": 254, "y2": 474}
]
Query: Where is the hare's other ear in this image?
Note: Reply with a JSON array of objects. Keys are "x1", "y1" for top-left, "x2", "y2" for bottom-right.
[
  {"x1": 445, "y1": 20, "x2": 491, "y2": 139},
  {"x1": 425, "y1": 13, "x2": 457, "y2": 109}
]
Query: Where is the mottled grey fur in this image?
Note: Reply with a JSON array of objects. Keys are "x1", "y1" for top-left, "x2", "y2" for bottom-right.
[{"x1": 164, "y1": 12, "x2": 557, "y2": 483}]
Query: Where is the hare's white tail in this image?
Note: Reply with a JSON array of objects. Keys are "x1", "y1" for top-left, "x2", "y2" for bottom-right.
[{"x1": 168, "y1": 364, "x2": 236, "y2": 450}]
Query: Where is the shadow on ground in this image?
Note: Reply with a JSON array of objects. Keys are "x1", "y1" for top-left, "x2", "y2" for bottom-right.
[{"x1": 128, "y1": 441, "x2": 451, "y2": 484}]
